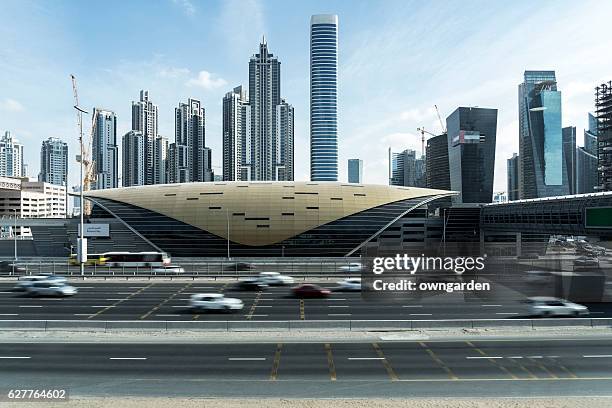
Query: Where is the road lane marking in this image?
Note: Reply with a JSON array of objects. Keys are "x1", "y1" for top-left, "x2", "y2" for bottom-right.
[
  {"x1": 482, "y1": 305, "x2": 502, "y2": 307},
  {"x1": 299, "y1": 299, "x2": 305, "y2": 320},
  {"x1": 546, "y1": 356, "x2": 577, "y2": 379},
  {"x1": 325, "y1": 343, "x2": 337, "y2": 381},
  {"x1": 584, "y1": 355, "x2": 612, "y2": 358},
  {"x1": 372, "y1": 342, "x2": 399, "y2": 381},
  {"x1": 0, "y1": 313, "x2": 18, "y2": 316},
  {"x1": 250, "y1": 314, "x2": 269, "y2": 317},
  {"x1": 402, "y1": 305, "x2": 423, "y2": 308},
  {"x1": 246, "y1": 290, "x2": 263, "y2": 320},
  {"x1": 527, "y1": 356, "x2": 558, "y2": 379},
  {"x1": 116, "y1": 292, "x2": 134, "y2": 295},
  {"x1": 0, "y1": 291, "x2": 13, "y2": 294},
  {"x1": 465, "y1": 341, "x2": 517, "y2": 380},
  {"x1": 328, "y1": 305, "x2": 349, "y2": 308},
  {"x1": 73, "y1": 314, "x2": 93, "y2": 316},
  {"x1": 106, "y1": 299, "x2": 126, "y2": 301},
  {"x1": 228, "y1": 358, "x2": 266, "y2": 361},
  {"x1": 347, "y1": 357, "x2": 385, "y2": 360},
  {"x1": 109, "y1": 357, "x2": 147, "y2": 360},
  {"x1": 327, "y1": 298, "x2": 346, "y2": 301},
  {"x1": 89, "y1": 282, "x2": 155, "y2": 320},
  {"x1": 410, "y1": 313, "x2": 433, "y2": 316},
  {"x1": 139, "y1": 283, "x2": 191, "y2": 320},
  {"x1": 91, "y1": 306, "x2": 114, "y2": 308},
  {"x1": 155, "y1": 314, "x2": 181, "y2": 317},
  {"x1": 0, "y1": 356, "x2": 30, "y2": 359},
  {"x1": 466, "y1": 356, "x2": 504, "y2": 359},
  {"x1": 328, "y1": 313, "x2": 352, "y2": 316},
  {"x1": 496, "y1": 312, "x2": 519, "y2": 315},
  {"x1": 19, "y1": 305, "x2": 42, "y2": 308},
  {"x1": 269, "y1": 343, "x2": 282, "y2": 381},
  {"x1": 419, "y1": 342, "x2": 458, "y2": 380}
]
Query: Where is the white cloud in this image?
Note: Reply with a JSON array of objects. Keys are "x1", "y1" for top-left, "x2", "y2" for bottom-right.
[
  {"x1": 171, "y1": 0, "x2": 195, "y2": 16},
  {"x1": 186, "y1": 71, "x2": 227, "y2": 90},
  {"x1": 157, "y1": 67, "x2": 190, "y2": 79},
  {"x1": 0, "y1": 98, "x2": 24, "y2": 112}
]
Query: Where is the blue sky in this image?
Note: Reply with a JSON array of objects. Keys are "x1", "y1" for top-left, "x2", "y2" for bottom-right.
[{"x1": 1, "y1": 0, "x2": 611, "y2": 191}]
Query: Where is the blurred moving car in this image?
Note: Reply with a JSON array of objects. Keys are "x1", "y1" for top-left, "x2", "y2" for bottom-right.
[
  {"x1": 258, "y1": 272, "x2": 294, "y2": 286},
  {"x1": 225, "y1": 262, "x2": 255, "y2": 271},
  {"x1": 189, "y1": 294, "x2": 244, "y2": 312},
  {"x1": 292, "y1": 284, "x2": 331, "y2": 298},
  {"x1": 152, "y1": 265, "x2": 185, "y2": 274},
  {"x1": 336, "y1": 278, "x2": 361, "y2": 291},
  {"x1": 574, "y1": 256, "x2": 599, "y2": 267},
  {"x1": 235, "y1": 278, "x2": 268, "y2": 291},
  {"x1": 25, "y1": 281, "x2": 77, "y2": 297},
  {"x1": 527, "y1": 297, "x2": 589, "y2": 317},
  {"x1": 13, "y1": 274, "x2": 67, "y2": 291},
  {"x1": 0, "y1": 261, "x2": 27, "y2": 273},
  {"x1": 338, "y1": 262, "x2": 363, "y2": 273}
]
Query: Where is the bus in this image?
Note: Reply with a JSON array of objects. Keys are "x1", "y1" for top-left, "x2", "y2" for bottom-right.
[{"x1": 69, "y1": 252, "x2": 170, "y2": 268}]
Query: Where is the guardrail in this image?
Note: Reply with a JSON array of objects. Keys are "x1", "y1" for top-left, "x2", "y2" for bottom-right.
[{"x1": 0, "y1": 318, "x2": 611, "y2": 332}]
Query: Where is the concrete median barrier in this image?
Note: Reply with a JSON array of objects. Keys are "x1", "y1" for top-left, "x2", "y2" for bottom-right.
[
  {"x1": 350, "y1": 320, "x2": 413, "y2": 331},
  {"x1": 105, "y1": 320, "x2": 167, "y2": 331},
  {"x1": 288, "y1": 320, "x2": 351, "y2": 331},
  {"x1": 531, "y1": 318, "x2": 593, "y2": 328},
  {"x1": 228, "y1": 320, "x2": 290, "y2": 331},
  {"x1": 46, "y1": 320, "x2": 107, "y2": 332},
  {"x1": 590, "y1": 318, "x2": 612, "y2": 328},
  {"x1": 472, "y1": 319, "x2": 534, "y2": 329},
  {"x1": 0, "y1": 320, "x2": 46, "y2": 331},
  {"x1": 166, "y1": 320, "x2": 229, "y2": 331},
  {"x1": 411, "y1": 320, "x2": 473, "y2": 329}
]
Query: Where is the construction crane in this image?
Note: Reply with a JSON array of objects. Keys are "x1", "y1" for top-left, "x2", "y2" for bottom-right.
[
  {"x1": 434, "y1": 104, "x2": 447, "y2": 133},
  {"x1": 416, "y1": 127, "x2": 437, "y2": 158}
]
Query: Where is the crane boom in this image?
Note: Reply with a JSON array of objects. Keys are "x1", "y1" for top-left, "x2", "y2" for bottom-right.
[{"x1": 434, "y1": 104, "x2": 446, "y2": 133}]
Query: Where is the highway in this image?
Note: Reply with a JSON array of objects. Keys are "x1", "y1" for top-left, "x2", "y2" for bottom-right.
[
  {"x1": 1, "y1": 281, "x2": 612, "y2": 321},
  {"x1": 2, "y1": 338, "x2": 612, "y2": 397}
]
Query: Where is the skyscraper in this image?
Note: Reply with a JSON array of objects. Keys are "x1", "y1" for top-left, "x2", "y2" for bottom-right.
[
  {"x1": 389, "y1": 148, "x2": 425, "y2": 187},
  {"x1": 38, "y1": 137, "x2": 68, "y2": 186},
  {"x1": 425, "y1": 133, "x2": 450, "y2": 192},
  {"x1": 222, "y1": 86, "x2": 249, "y2": 181},
  {"x1": 0, "y1": 131, "x2": 24, "y2": 178},
  {"x1": 518, "y1": 71, "x2": 568, "y2": 199},
  {"x1": 576, "y1": 113, "x2": 598, "y2": 194},
  {"x1": 122, "y1": 130, "x2": 144, "y2": 187},
  {"x1": 131, "y1": 90, "x2": 158, "y2": 185},
  {"x1": 310, "y1": 14, "x2": 338, "y2": 181},
  {"x1": 92, "y1": 108, "x2": 118, "y2": 189},
  {"x1": 446, "y1": 107, "x2": 498, "y2": 204},
  {"x1": 347, "y1": 159, "x2": 363, "y2": 183},
  {"x1": 507, "y1": 153, "x2": 519, "y2": 201},
  {"x1": 155, "y1": 136, "x2": 169, "y2": 184},
  {"x1": 562, "y1": 126, "x2": 576, "y2": 195},
  {"x1": 173, "y1": 99, "x2": 206, "y2": 183},
  {"x1": 595, "y1": 81, "x2": 612, "y2": 191},
  {"x1": 246, "y1": 39, "x2": 293, "y2": 181}
]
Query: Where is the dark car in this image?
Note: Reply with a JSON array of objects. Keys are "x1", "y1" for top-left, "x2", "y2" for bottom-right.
[
  {"x1": 235, "y1": 278, "x2": 268, "y2": 291},
  {"x1": 292, "y1": 284, "x2": 331, "y2": 298},
  {"x1": 0, "y1": 261, "x2": 27, "y2": 273},
  {"x1": 224, "y1": 262, "x2": 256, "y2": 271}
]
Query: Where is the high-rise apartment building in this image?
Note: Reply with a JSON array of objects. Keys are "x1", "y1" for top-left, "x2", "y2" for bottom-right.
[
  {"x1": 38, "y1": 137, "x2": 68, "y2": 186},
  {"x1": 446, "y1": 107, "x2": 498, "y2": 204},
  {"x1": 131, "y1": 90, "x2": 158, "y2": 185},
  {"x1": 507, "y1": 153, "x2": 519, "y2": 201},
  {"x1": 595, "y1": 81, "x2": 612, "y2": 191},
  {"x1": 425, "y1": 133, "x2": 450, "y2": 192},
  {"x1": 92, "y1": 108, "x2": 118, "y2": 189},
  {"x1": 122, "y1": 130, "x2": 144, "y2": 187},
  {"x1": 275, "y1": 100, "x2": 294, "y2": 181},
  {"x1": 562, "y1": 126, "x2": 576, "y2": 195},
  {"x1": 0, "y1": 131, "x2": 24, "y2": 178},
  {"x1": 347, "y1": 159, "x2": 363, "y2": 183},
  {"x1": 222, "y1": 86, "x2": 249, "y2": 181},
  {"x1": 518, "y1": 71, "x2": 568, "y2": 198},
  {"x1": 155, "y1": 136, "x2": 169, "y2": 184},
  {"x1": 576, "y1": 113, "x2": 598, "y2": 194},
  {"x1": 310, "y1": 14, "x2": 338, "y2": 181},
  {"x1": 389, "y1": 148, "x2": 425, "y2": 187},
  {"x1": 173, "y1": 98, "x2": 207, "y2": 183}
]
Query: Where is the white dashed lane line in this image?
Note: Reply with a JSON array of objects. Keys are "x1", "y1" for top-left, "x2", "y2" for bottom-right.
[
  {"x1": 228, "y1": 358, "x2": 266, "y2": 361},
  {"x1": 109, "y1": 357, "x2": 147, "y2": 360}
]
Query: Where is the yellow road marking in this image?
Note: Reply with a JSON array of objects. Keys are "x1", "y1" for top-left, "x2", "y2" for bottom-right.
[
  {"x1": 546, "y1": 357, "x2": 578, "y2": 379},
  {"x1": 527, "y1": 357, "x2": 558, "y2": 379},
  {"x1": 269, "y1": 343, "x2": 283, "y2": 381},
  {"x1": 246, "y1": 290, "x2": 263, "y2": 320},
  {"x1": 372, "y1": 343, "x2": 399, "y2": 381},
  {"x1": 299, "y1": 299, "x2": 305, "y2": 320},
  {"x1": 88, "y1": 282, "x2": 155, "y2": 320},
  {"x1": 325, "y1": 343, "x2": 337, "y2": 381},
  {"x1": 419, "y1": 342, "x2": 458, "y2": 380},
  {"x1": 140, "y1": 282, "x2": 192, "y2": 320},
  {"x1": 465, "y1": 341, "x2": 518, "y2": 380}
]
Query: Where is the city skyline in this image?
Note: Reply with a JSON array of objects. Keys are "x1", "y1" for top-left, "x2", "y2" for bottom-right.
[{"x1": 1, "y1": 0, "x2": 611, "y2": 192}]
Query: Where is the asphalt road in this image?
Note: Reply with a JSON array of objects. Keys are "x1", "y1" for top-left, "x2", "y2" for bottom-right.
[
  {"x1": 1, "y1": 281, "x2": 611, "y2": 321},
  {"x1": 1, "y1": 338, "x2": 612, "y2": 398}
]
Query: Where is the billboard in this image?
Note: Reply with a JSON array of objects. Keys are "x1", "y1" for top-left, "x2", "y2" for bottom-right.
[{"x1": 78, "y1": 223, "x2": 110, "y2": 237}]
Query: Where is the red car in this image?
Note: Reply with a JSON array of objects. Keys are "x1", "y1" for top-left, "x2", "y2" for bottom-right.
[{"x1": 292, "y1": 284, "x2": 331, "y2": 298}]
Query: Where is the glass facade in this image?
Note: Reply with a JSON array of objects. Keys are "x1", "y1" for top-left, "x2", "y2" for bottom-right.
[{"x1": 310, "y1": 15, "x2": 338, "y2": 181}]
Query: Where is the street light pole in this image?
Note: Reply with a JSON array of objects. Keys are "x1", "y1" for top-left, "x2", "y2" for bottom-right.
[
  {"x1": 12, "y1": 209, "x2": 17, "y2": 261},
  {"x1": 226, "y1": 209, "x2": 230, "y2": 260}
]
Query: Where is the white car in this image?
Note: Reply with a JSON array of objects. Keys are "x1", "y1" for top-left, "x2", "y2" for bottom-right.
[
  {"x1": 189, "y1": 294, "x2": 244, "y2": 312},
  {"x1": 13, "y1": 275, "x2": 67, "y2": 291},
  {"x1": 152, "y1": 265, "x2": 185, "y2": 274},
  {"x1": 258, "y1": 272, "x2": 294, "y2": 286},
  {"x1": 527, "y1": 297, "x2": 589, "y2": 317},
  {"x1": 26, "y1": 282, "x2": 77, "y2": 297},
  {"x1": 336, "y1": 278, "x2": 361, "y2": 291},
  {"x1": 338, "y1": 262, "x2": 363, "y2": 273}
]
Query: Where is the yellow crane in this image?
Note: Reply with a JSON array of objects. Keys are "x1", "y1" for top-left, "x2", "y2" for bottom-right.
[{"x1": 416, "y1": 105, "x2": 447, "y2": 157}]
